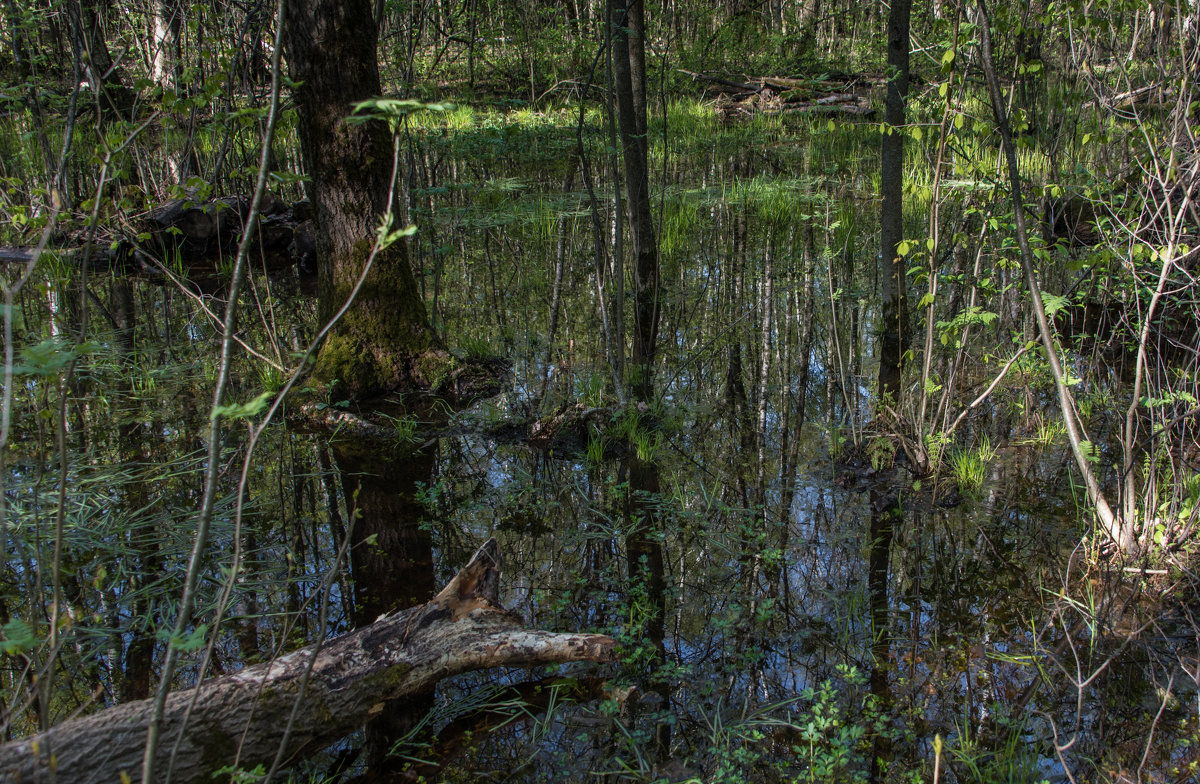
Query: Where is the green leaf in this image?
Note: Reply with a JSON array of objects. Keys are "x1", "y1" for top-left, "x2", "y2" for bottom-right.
[
  {"x1": 178, "y1": 624, "x2": 208, "y2": 652},
  {"x1": 375, "y1": 213, "x2": 418, "y2": 250},
  {"x1": 350, "y1": 98, "x2": 454, "y2": 130},
  {"x1": 211, "y1": 391, "x2": 274, "y2": 421},
  {"x1": 13, "y1": 338, "x2": 101, "y2": 376},
  {"x1": 1040, "y1": 291, "x2": 1071, "y2": 317},
  {"x1": 1, "y1": 617, "x2": 37, "y2": 655}
]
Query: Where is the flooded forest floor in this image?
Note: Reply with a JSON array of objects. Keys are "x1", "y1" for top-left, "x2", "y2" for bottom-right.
[{"x1": 4, "y1": 94, "x2": 1200, "y2": 784}]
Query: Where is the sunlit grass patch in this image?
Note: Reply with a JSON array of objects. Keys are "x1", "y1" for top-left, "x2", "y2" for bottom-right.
[
  {"x1": 663, "y1": 96, "x2": 718, "y2": 135},
  {"x1": 949, "y1": 434, "x2": 998, "y2": 493},
  {"x1": 725, "y1": 174, "x2": 818, "y2": 228}
]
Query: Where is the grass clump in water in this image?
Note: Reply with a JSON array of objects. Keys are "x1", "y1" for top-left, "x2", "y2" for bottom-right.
[{"x1": 949, "y1": 434, "x2": 997, "y2": 494}]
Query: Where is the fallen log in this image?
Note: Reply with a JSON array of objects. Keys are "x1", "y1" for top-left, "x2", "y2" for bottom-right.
[
  {"x1": 678, "y1": 70, "x2": 886, "y2": 99},
  {"x1": 676, "y1": 68, "x2": 759, "y2": 94},
  {"x1": 141, "y1": 192, "x2": 297, "y2": 257},
  {"x1": 776, "y1": 100, "x2": 875, "y2": 117},
  {"x1": 527, "y1": 402, "x2": 614, "y2": 455},
  {"x1": 0, "y1": 539, "x2": 614, "y2": 784},
  {"x1": 814, "y1": 92, "x2": 860, "y2": 105},
  {"x1": 0, "y1": 243, "x2": 126, "y2": 268},
  {"x1": 0, "y1": 193, "x2": 315, "y2": 281}
]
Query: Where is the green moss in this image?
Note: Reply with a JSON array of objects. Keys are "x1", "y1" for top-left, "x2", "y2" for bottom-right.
[
  {"x1": 416, "y1": 350, "x2": 456, "y2": 391},
  {"x1": 313, "y1": 237, "x2": 445, "y2": 399},
  {"x1": 365, "y1": 661, "x2": 415, "y2": 694}
]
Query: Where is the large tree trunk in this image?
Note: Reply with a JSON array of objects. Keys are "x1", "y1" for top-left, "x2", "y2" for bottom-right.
[
  {"x1": 283, "y1": 0, "x2": 446, "y2": 400},
  {"x1": 0, "y1": 540, "x2": 614, "y2": 784}
]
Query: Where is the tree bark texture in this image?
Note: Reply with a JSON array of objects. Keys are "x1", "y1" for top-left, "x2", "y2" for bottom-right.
[
  {"x1": 878, "y1": 0, "x2": 911, "y2": 404},
  {"x1": 68, "y1": 0, "x2": 136, "y2": 121},
  {"x1": 611, "y1": 0, "x2": 659, "y2": 403},
  {"x1": 0, "y1": 540, "x2": 614, "y2": 784},
  {"x1": 283, "y1": 0, "x2": 444, "y2": 399}
]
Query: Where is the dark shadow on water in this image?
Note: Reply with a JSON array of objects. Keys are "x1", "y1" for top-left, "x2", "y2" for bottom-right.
[
  {"x1": 333, "y1": 442, "x2": 436, "y2": 780},
  {"x1": 867, "y1": 477, "x2": 899, "y2": 783},
  {"x1": 622, "y1": 452, "x2": 670, "y2": 756}
]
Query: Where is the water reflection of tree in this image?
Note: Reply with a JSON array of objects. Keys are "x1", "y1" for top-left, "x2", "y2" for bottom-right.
[
  {"x1": 621, "y1": 452, "x2": 669, "y2": 752},
  {"x1": 333, "y1": 443, "x2": 436, "y2": 775}
]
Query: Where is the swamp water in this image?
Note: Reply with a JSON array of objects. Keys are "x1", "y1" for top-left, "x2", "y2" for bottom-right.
[{"x1": 4, "y1": 105, "x2": 1196, "y2": 782}]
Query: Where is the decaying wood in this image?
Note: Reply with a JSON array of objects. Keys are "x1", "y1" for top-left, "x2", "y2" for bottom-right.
[
  {"x1": 774, "y1": 96, "x2": 874, "y2": 117},
  {"x1": 0, "y1": 539, "x2": 613, "y2": 784},
  {"x1": 677, "y1": 69, "x2": 883, "y2": 97},
  {"x1": 679, "y1": 69, "x2": 877, "y2": 119},
  {"x1": 1081, "y1": 82, "x2": 1174, "y2": 113},
  {"x1": 141, "y1": 192, "x2": 312, "y2": 265},
  {"x1": 676, "y1": 68, "x2": 757, "y2": 94},
  {"x1": 527, "y1": 402, "x2": 614, "y2": 455},
  {"x1": 0, "y1": 243, "x2": 127, "y2": 268},
  {"x1": 0, "y1": 247, "x2": 37, "y2": 264},
  {"x1": 0, "y1": 193, "x2": 315, "y2": 277}
]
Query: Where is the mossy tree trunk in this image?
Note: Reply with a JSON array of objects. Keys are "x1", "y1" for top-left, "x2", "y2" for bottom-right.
[{"x1": 283, "y1": 0, "x2": 445, "y2": 400}]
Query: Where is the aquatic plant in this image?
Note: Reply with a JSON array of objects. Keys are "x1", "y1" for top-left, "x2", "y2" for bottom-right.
[{"x1": 949, "y1": 435, "x2": 997, "y2": 494}]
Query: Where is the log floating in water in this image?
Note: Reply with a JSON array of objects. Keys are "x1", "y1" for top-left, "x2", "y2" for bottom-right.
[{"x1": 0, "y1": 539, "x2": 613, "y2": 784}]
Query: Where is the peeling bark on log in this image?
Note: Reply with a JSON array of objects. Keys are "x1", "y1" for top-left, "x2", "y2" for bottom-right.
[
  {"x1": 0, "y1": 540, "x2": 613, "y2": 784},
  {"x1": 716, "y1": 95, "x2": 874, "y2": 120},
  {"x1": 691, "y1": 69, "x2": 876, "y2": 120}
]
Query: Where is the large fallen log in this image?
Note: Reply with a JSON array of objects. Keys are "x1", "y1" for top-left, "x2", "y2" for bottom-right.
[
  {"x1": 0, "y1": 193, "x2": 315, "y2": 280},
  {"x1": 0, "y1": 540, "x2": 614, "y2": 784}
]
